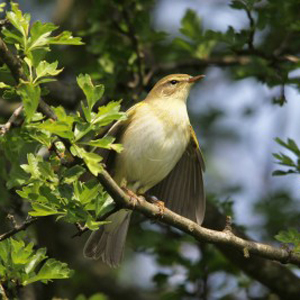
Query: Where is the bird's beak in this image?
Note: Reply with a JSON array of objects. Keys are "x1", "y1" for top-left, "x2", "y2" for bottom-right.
[{"x1": 188, "y1": 75, "x2": 205, "y2": 83}]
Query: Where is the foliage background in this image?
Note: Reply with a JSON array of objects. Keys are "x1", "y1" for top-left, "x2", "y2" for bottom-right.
[{"x1": 1, "y1": 0, "x2": 300, "y2": 299}]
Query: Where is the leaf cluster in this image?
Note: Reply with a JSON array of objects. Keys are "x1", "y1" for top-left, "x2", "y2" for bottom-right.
[
  {"x1": 0, "y1": 236, "x2": 73, "y2": 287},
  {"x1": 0, "y1": 2, "x2": 126, "y2": 295},
  {"x1": 275, "y1": 228, "x2": 300, "y2": 253},
  {"x1": 273, "y1": 138, "x2": 300, "y2": 176},
  {"x1": 0, "y1": 2, "x2": 83, "y2": 121}
]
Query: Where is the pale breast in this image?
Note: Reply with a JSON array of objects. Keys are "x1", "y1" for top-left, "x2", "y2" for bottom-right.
[{"x1": 114, "y1": 101, "x2": 190, "y2": 193}]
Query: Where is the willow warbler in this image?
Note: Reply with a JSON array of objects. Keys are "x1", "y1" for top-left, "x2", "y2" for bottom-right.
[{"x1": 84, "y1": 74, "x2": 206, "y2": 267}]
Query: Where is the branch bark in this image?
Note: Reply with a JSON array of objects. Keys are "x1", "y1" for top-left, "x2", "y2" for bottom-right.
[
  {"x1": 0, "y1": 37, "x2": 57, "y2": 121},
  {"x1": 204, "y1": 203, "x2": 300, "y2": 300},
  {"x1": 159, "y1": 54, "x2": 299, "y2": 74},
  {"x1": 95, "y1": 169, "x2": 300, "y2": 267},
  {"x1": 0, "y1": 283, "x2": 8, "y2": 300},
  {"x1": 0, "y1": 217, "x2": 38, "y2": 241},
  {"x1": 0, "y1": 104, "x2": 23, "y2": 135}
]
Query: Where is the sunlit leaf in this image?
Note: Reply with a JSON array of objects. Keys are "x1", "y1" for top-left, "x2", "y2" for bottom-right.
[
  {"x1": 48, "y1": 31, "x2": 84, "y2": 45},
  {"x1": 23, "y1": 258, "x2": 73, "y2": 285},
  {"x1": 77, "y1": 74, "x2": 105, "y2": 110},
  {"x1": 17, "y1": 82, "x2": 41, "y2": 121}
]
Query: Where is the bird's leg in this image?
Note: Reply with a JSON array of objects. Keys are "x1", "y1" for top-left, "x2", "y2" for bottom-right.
[
  {"x1": 145, "y1": 194, "x2": 165, "y2": 217},
  {"x1": 121, "y1": 186, "x2": 142, "y2": 208}
]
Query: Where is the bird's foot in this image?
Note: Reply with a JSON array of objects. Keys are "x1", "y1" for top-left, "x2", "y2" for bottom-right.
[
  {"x1": 146, "y1": 195, "x2": 165, "y2": 217},
  {"x1": 122, "y1": 187, "x2": 141, "y2": 208}
]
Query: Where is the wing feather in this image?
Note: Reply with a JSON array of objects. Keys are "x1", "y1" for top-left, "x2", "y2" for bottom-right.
[{"x1": 149, "y1": 127, "x2": 205, "y2": 225}]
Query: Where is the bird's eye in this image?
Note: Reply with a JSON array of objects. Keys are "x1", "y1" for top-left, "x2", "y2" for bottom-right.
[{"x1": 170, "y1": 80, "x2": 179, "y2": 85}]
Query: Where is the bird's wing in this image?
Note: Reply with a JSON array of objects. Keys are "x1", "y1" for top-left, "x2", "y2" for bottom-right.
[
  {"x1": 149, "y1": 126, "x2": 206, "y2": 225},
  {"x1": 96, "y1": 103, "x2": 142, "y2": 174}
]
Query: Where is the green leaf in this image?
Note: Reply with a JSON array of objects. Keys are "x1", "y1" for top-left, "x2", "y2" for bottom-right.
[
  {"x1": 17, "y1": 82, "x2": 41, "y2": 121},
  {"x1": 75, "y1": 293, "x2": 108, "y2": 300},
  {"x1": 0, "y1": 236, "x2": 72, "y2": 286},
  {"x1": 272, "y1": 170, "x2": 290, "y2": 176},
  {"x1": 172, "y1": 37, "x2": 195, "y2": 52},
  {"x1": 81, "y1": 102, "x2": 92, "y2": 123},
  {"x1": 11, "y1": 239, "x2": 34, "y2": 264},
  {"x1": 38, "y1": 160, "x2": 57, "y2": 182},
  {"x1": 0, "y1": 82, "x2": 10, "y2": 89},
  {"x1": 2, "y1": 27, "x2": 23, "y2": 45},
  {"x1": 53, "y1": 106, "x2": 76, "y2": 124},
  {"x1": 25, "y1": 247, "x2": 47, "y2": 274},
  {"x1": 23, "y1": 258, "x2": 73, "y2": 285},
  {"x1": 81, "y1": 136, "x2": 115, "y2": 148},
  {"x1": 110, "y1": 143, "x2": 123, "y2": 153},
  {"x1": 63, "y1": 165, "x2": 86, "y2": 184},
  {"x1": 6, "y1": 2, "x2": 30, "y2": 40},
  {"x1": 27, "y1": 21, "x2": 58, "y2": 53},
  {"x1": 73, "y1": 180, "x2": 102, "y2": 205},
  {"x1": 180, "y1": 9, "x2": 202, "y2": 40},
  {"x1": 275, "y1": 228, "x2": 300, "y2": 253},
  {"x1": 48, "y1": 31, "x2": 84, "y2": 45},
  {"x1": 74, "y1": 122, "x2": 92, "y2": 141},
  {"x1": 230, "y1": 0, "x2": 248, "y2": 10},
  {"x1": 0, "y1": 263, "x2": 5, "y2": 277},
  {"x1": 35, "y1": 61, "x2": 63, "y2": 82},
  {"x1": 29, "y1": 202, "x2": 62, "y2": 217},
  {"x1": 85, "y1": 216, "x2": 109, "y2": 231},
  {"x1": 92, "y1": 101, "x2": 126, "y2": 126},
  {"x1": 28, "y1": 130, "x2": 53, "y2": 148},
  {"x1": 77, "y1": 74, "x2": 105, "y2": 110},
  {"x1": 81, "y1": 136, "x2": 123, "y2": 153},
  {"x1": 21, "y1": 153, "x2": 41, "y2": 179},
  {"x1": 37, "y1": 120, "x2": 74, "y2": 139},
  {"x1": 0, "y1": 239, "x2": 10, "y2": 262},
  {"x1": 82, "y1": 152, "x2": 103, "y2": 176},
  {"x1": 275, "y1": 138, "x2": 300, "y2": 156},
  {"x1": 0, "y1": 2, "x2": 6, "y2": 13},
  {"x1": 70, "y1": 144, "x2": 86, "y2": 158}
]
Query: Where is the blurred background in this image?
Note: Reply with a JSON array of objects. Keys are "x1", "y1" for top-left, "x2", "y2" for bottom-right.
[{"x1": 1, "y1": 0, "x2": 300, "y2": 299}]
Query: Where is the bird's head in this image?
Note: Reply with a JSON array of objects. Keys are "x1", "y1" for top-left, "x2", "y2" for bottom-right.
[{"x1": 146, "y1": 74, "x2": 205, "y2": 103}]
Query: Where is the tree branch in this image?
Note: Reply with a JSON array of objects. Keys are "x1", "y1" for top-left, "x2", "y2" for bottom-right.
[
  {"x1": 204, "y1": 203, "x2": 300, "y2": 300},
  {"x1": 159, "y1": 53, "x2": 299, "y2": 74},
  {"x1": 0, "y1": 37, "x2": 26, "y2": 82},
  {"x1": 0, "y1": 37, "x2": 57, "y2": 121},
  {"x1": 0, "y1": 217, "x2": 38, "y2": 242},
  {"x1": 245, "y1": 5, "x2": 255, "y2": 50},
  {"x1": 95, "y1": 168, "x2": 300, "y2": 267},
  {"x1": 0, "y1": 283, "x2": 8, "y2": 300},
  {"x1": 0, "y1": 104, "x2": 23, "y2": 135},
  {"x1": 121, "y1": 7, "x2": 145, "y2": 87}
]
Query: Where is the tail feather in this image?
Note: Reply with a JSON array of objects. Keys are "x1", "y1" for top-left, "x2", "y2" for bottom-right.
[{"x1": 83, "y1": 210, "x2": 132, "y2": 267}]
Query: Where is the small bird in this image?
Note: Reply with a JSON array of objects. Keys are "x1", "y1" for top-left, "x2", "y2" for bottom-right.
[{"x1": 84, "y1": 74, "x2": 206, "y2": 266}]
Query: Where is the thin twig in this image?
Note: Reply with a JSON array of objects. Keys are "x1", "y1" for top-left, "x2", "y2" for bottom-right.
[
  {"x1": 0, "y1": 37, "x2": 26, "y2": 82},
  {"x1": 0, "y1": 217, "x2": 38, "y2": 241},
  {"x1": 72, "y1": 205, "x2": 120, "y2": 238},
  {"x1": 121, "y1": 7, "x2": 145, "y2": 87},
  {"x1": 0, "y1": 104, "x2": 23, "y2": 135},
  {"x1": 245, "y1": 6, "x2": 255, "y2": 50},
  {"x1": 0, "y1": 37, "x2": 57, "y2": 121}
]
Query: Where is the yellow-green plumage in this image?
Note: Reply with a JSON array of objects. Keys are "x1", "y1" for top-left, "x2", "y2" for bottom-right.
[{"x1": 84, "y1": 74, "x2": 206, "y2": 267}]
